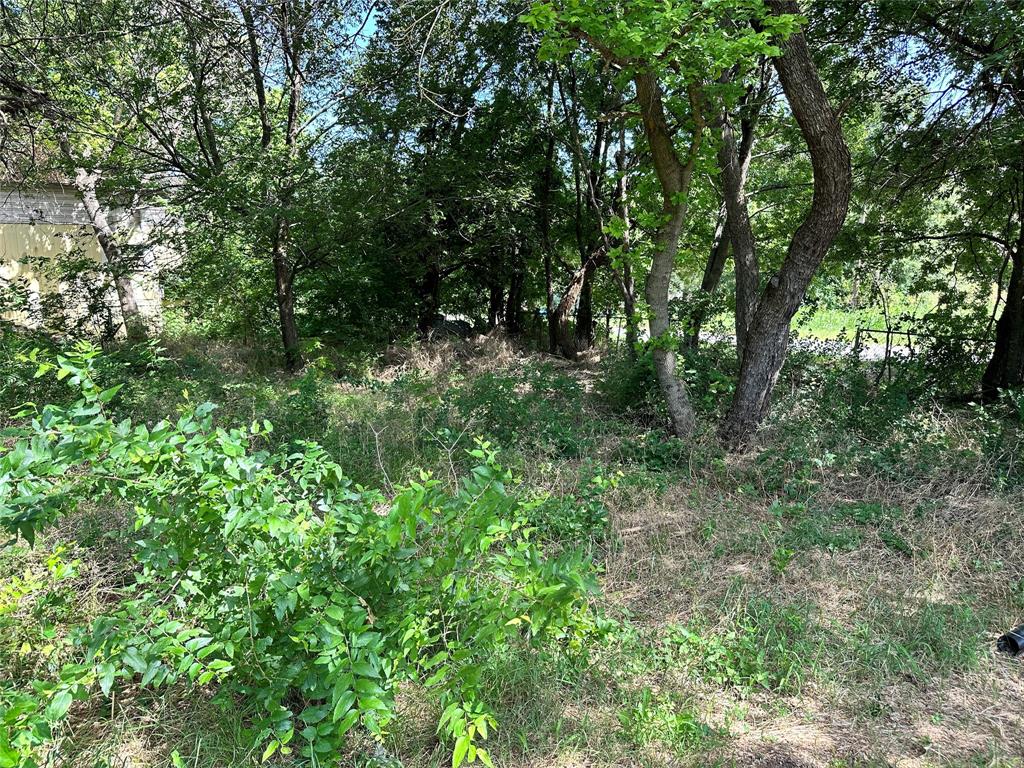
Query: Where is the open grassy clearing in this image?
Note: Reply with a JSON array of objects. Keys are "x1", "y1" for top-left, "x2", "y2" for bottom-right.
[{"x1": 3, "y1": 335, "x2": 1022, "y2": 768}]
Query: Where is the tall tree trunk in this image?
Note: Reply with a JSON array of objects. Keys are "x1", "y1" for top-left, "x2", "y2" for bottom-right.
[
  {"x1": 690, "y1": 90, "x2": 759, "y2": 351},
  {"x1": 617, "y1": 263, "x2": 639, "y2": 354},
  {"x1": 718, "y1": 110, "x2": 759, "y2": 360},
  {"x1": 635, "y1": 73, "x2": 703, "y2": 438},
  {"x1": 487, "y1": 281, "x2": 505, "y2": 330},
  {"x1": 267, "y1": 1, "x2": 305, "y2": 371},
  {"x1": 271, "y1": 220, "x2": 300, "y2": 371},
  {"x1": 552, "y1": 278, "x2": 583, "y2": 360},
  {"x1": 982, "y1": 243, "x2": 1024, "y2": 400},
  {"x1": 720, "y1": 1, "x2": 852, "y2": 449},
  {"x1": 612, "y1": 126, "x2": 640, "y2": 356},
  {"x1": 552, "y1": 254, "x2": 602, "y2": 360},
  {"x1": 71, "y1": 167, "x2": 147, "y2": 342},
  {"x1": 539, "y1": 69, "x2": 559, "y2": 354},
  {"x1": 417, "y1": 255, "x2": 441, "y2": 336},
  {"x1": 687, "y1": 205, "x2": 730, "y2": 348},
  {"x1": 505, "y1": 246, "x2": 525, "y2": 334},
  {"x1": 544, "y1": 251, "x2": 557, "y2": 353},
  {"x1": 269, "y1": 219, "x2": 301, "y2": 370},
  {"x1": 574, "y1": 260, "x2": 596, "y2": 352}
]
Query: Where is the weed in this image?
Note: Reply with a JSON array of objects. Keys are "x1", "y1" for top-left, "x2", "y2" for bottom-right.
[
  {"x1": 770, "y1": 546, "x2": 797, "y2": 575},
  {"x1": 617, "y1": 688, "x2": 718, "y2": 757},
  {"x1": 665, "y1": 599, "x2": 818, "y2": 693}
]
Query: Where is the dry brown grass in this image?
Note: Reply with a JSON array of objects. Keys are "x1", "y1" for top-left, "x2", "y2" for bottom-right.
[{"x1": 576, "y1": 442, "x2": 1024, "y2": 768}]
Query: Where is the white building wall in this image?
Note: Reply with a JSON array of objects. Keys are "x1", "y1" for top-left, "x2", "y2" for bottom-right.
[{"x1": 0, "y1": 182, "x2": 171, "y2": 335}]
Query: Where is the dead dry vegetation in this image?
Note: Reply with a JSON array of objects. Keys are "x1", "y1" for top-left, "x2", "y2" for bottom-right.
[{"x1": 3, "y1": 338, "x2": 1024, "y2": 768}]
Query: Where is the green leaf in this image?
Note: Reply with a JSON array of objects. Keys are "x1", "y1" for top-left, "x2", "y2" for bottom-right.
[
  {"x1": 261, "y1": 740, "x2": 279, "y2": 762},
  {"x1": 351, "y1": 660, "x2": 379, "y2": 678},
  {"x1": 336, "y1": 710, "x2": 359, "y2": 738},
  {"x1": 46, "y1": 690, "x2": 73, "y2": 721},
  {"x1": 452, "y1": 735, "x2": 470, "y2": 768},
  {"x1": 325, "y1": 605, "x2": 348, "y2": 622},
  {"x1": 98, "y1": 662, "x2": 116, "y2": 696},
  {"x1": 97, "y1": 384, "x2": 124, "y2": 403},
  {"x1": 332, "y1": 690, "x2": 356, "y2": 722},
  {"x1": 122, "y1": 647, "x2": 148, "y2": 674}
]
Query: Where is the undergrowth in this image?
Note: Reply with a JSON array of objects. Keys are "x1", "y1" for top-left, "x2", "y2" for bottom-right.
[{"x1": 2, "y1": 330, "x2": 1023, "y2": 767}]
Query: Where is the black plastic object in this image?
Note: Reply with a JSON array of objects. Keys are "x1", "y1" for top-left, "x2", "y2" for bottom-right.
[{"x1": 997, "y1": 624, "x2": 1024, "y2": 656}]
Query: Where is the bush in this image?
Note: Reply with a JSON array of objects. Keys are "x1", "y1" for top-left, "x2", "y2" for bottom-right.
[
  {"x1": 596, "y1": 350, "x2": 662, "y2": 423},
  {"x1": 0, "y1": 344, "x2": 602, "y2": 767}
]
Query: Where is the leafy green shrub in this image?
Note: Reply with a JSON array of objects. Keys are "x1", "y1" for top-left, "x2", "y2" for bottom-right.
[
  {"x1": 598, "y1": 343, "x2": 736, "y2": 423},
  {"x1": 680, "y1": 344, "x2": 737, "y2": 416},
  {"x1": 596, "y1": 350, "x2": 662, "y2": 423},
  {"x1": 0, "y1": 344, "x2": 602, "y2": 767},
  {"x1": 611, "y1": 430, "x2": 690, "y2": 471},
  {"x1": 529, "y1": 469, "x2": 616, "y2": 545},
  {"x1": 0, "y1": 334, "x2": 68, "y2": 420}
]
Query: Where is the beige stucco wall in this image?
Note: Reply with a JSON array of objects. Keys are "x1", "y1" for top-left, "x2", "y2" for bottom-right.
[
  {"x1": 0, "y1": 223, "x2": 110, "y2": 330},
  {"x1": 0, "y1": 183, "x2": 168, "y2": 336}
]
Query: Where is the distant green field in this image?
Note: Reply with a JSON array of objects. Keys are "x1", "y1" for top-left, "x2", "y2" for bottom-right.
[{"x1": 794, "y1": 293, "x2": 940, "y2": 341}]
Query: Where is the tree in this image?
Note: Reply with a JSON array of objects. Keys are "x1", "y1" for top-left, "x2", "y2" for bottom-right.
[
  {"x1": 719, "y1": 0, "x2": 852, "y2": 448},
  {"x1": 97, "y1": 0, "x2": 372, "y2": 368},
  {"x1": 866, "y1": 0, "x2": 1024, "y2": 399},
  {"x1": 526, "y1": 0, "x2": 796, "y2": 438}
]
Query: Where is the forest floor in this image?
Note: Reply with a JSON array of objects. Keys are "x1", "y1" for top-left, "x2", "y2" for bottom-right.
[{"x1": 3, "y1": 334, "x2": 1023, "y2": 768}]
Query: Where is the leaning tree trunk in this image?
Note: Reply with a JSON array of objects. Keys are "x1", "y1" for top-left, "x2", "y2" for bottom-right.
[
  {"x1": 552, "y1": 254, "x2": 601, "y2": 360},
  {"x1": 635, "y1": 72, "x2": 703, "y2": 438},
  {"x1": 417, "y1": 254, "x2": 442, "y2": 337},
  {"x1": 539, "y1": 73, "x2": 559, "y2": 354},
  {"x1": 487, "y1": 281, "x2": 505, "y2": 330},
  {"x1": 71, "y1": 168, "x2": 147, "y2": 342},
  {"x1": 719, "y1": 0, "x2": 852, "y2": 449},
  {"x1": 982, "y1": 243, "x2": 1024, "y2": 400},
  {"x1": 544, "y1": 251, "x2": 558, "y2": 353},
  {"x1": 612, "y1": 125, "x2": 640, "y2": 356},
  {"x1": 690, "y1": 100, "x2": 758, "y2": 351},
  {"x1": 616, "y1": 262, "x2": 640, "y2": 355},
  {"x1": 574, "y1": 259, "x2": 597, "y2": 352},
  {"x1": 505, "y1": 250, "x2": 526, "y2": 334},
  {"x1": 274, "y1": 3, "x2": 308, "y2": 373}
]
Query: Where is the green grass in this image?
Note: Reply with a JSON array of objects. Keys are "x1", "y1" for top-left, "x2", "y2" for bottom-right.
[
  {"x1": 662, "y1": 598, "x2": 821, "y2": 694},
  {"x1": 617, "y1": 688, "x2": 719, "y2": 758},
  {"x1": 792, "y1": 292, "x2": 940, "y2": 341},
  {"x1": 844, "y1": 599, "x2": 989, "y2": 682}
]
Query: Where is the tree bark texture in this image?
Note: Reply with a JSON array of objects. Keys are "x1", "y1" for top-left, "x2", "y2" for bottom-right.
[
  {"x1": 635, "y1": 72, "x2": 703, "y2": 438},
  {"x1": 982, "y1": 242, "x2": 1024, "y2": 399},
  {"x1": 718, "y1": 111, "x2": 759, "y2": 359},
  {"x1": 72, "y1": 167, "x2": 147, "y2": 342},
  {"x1": 687, "y1": 204, "x2": 729, "y2": 348}
]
